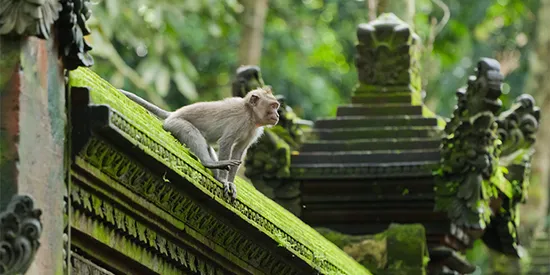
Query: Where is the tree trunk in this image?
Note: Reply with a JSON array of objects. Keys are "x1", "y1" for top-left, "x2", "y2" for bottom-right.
[
  {"x1": 377, "y1": 0, "x2": 415, "y2": 25},
  {"x1": 238, "y1": 0, "x2": 269, "y2": 66},
  {"x1": 522, "y1": 0, "x2": 550, "y2": 243}
]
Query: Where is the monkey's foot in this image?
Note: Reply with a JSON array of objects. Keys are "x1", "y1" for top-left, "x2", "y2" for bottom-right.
[
  {"x1": 202, "y1": 160, "x2": 242, "y2": 170},
  {"x1": 223, "y1": 181, "x2": 237, "y2": 200}
]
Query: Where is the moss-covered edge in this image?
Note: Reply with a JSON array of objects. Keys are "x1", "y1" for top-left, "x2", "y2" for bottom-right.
[
  {"x1": 317, "y1": 224, "x2": 429, "y2": 275},
  {"x1": 68, "y1": 67, "x2": 371, "y2": 275}
]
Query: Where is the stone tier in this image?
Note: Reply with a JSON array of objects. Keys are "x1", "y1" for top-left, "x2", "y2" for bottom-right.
[
  {"x1": 336, "y1": 104, "x2": 423, "y2": 117},
  {"x1": 292, "y1": 91, "x2": 443, "y2": 179},
  {"x1": 292, "y1": 150, "x2": 440, "y2": 164},
  {"x1": 351, "y1": 93, "x2": 420, "y2": 104},
  {"x1": 300, "y1": 138, "x2": 441, "y2": 152},
  {"x1": 298, "y1": 177, "x2": 470, "y2": 252},
  {"x1": 527, "y1": 232, "x2": 550, "y2": 275},
  {"x1": 315, "y1": 116, "x2": 439, "y2": 128}
]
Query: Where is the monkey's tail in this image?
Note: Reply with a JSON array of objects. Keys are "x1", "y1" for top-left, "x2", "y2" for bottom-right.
[{"x1": 118, "y1": 89, "x2": 171, "y2": 119}]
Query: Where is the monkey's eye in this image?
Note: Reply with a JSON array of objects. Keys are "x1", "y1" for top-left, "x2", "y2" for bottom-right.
[{"x1": 271, "y1": 103, "x2": 280, "y2": 110}]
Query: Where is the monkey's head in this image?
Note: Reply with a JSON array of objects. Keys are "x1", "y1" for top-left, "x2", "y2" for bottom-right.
[{"x1": 246, "y1": 86, "x2": 280, "y2": 127}]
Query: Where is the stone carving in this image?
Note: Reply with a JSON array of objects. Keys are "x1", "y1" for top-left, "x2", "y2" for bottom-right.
[
  {"x1": 498, "y1": 93, "x2": 540, "y2": 205},
  {"x1": 481, "y1": 94, "x2": 540, "y2": 257},
  {"x1": 497, "y1": 94, "x2": 540, "y2": 162},
  {"x1": 435, "y1": 58, "x2": 504, "y2": 230},
  {"x1": 0, "y1": 195, "x2": 43, "y2": 275},
  {"x1": 71, "y1": 253, "x2": 114, "y2": 275},
  {"x1": 355, "y1": 13, "x2": 421, "y2": 92},
  {"x1": 0, "y1": 0, "x2": 62, "y2": 39},
  {"x1": 55, "y1": 0, "x2": 94, "y2": 70},
  {"x1": 231, "y1": 65, "x2": 265, "y2": 98},
  {"x1": 70, "y1": 184, "x2": 228, "y2": 275}
]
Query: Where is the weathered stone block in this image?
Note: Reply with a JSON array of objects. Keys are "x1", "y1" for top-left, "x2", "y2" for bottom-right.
[{"x1": 317, "y1": 223, "x2": 429, "y2": 275}]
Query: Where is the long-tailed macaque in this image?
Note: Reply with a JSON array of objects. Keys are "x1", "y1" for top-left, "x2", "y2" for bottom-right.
[{"x1": 118, "y1": 87, "x2": 280, "y2": 199}]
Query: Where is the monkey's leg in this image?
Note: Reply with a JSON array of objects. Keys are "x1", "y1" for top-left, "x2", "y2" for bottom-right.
[
  {"x1": 163, "y1": 119, "x2": 241, "y2": 170},
  {"x1": 222, "y1": 142, "x2": 250, "y2": 199},
  {"x1": 216, "y1": 135, "x2": 242, "y2": 198}
]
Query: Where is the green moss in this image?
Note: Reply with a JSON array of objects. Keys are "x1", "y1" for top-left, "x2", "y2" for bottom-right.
[
  {"x1": 490, "y1": 166, "x2": 513, "y2": 198},
  {"x1": 316, "y1": 224, "x2": 429, "y2": 275},
  {"x1": 68, "y1": 67, "x2": 371, "y2": 275}
]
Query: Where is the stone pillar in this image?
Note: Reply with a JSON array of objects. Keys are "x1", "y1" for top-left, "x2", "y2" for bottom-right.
[{"x1": 0, "y1": 1, "x2": 93, "y2": 274}]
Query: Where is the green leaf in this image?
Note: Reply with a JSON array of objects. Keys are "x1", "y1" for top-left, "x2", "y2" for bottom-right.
[
  {"x1": 168, "y1": 53, "x2": 183, "y2": 71},
  {"x1": 156, "y1": 66, "x2": 170, "y2": 96},
  {"x1": 172, "y1": 71, "x2": 198, "y2": 100},
  {"x1": 88, "y1": 31, "x2": 113, "y2": 58}
]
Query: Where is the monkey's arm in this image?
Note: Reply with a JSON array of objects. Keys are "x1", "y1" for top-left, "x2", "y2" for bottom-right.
[
  {"x1": 226, "y1": 146, "x2": 247, "y2": 185},
  {"x1": 221, "y1": 139, "x2": 253, "y2": 199},
  {"x1": 118, "y1": 89, "x2": 171, "y2": 119},
  {"x1": 216, "y1": 134, "x2": 245, "y2": 198}
]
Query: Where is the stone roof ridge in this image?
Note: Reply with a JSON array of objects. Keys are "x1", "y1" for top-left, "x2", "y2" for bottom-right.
[{"x1": 68, "y1": 67, "x2": 372, "y2": 275}]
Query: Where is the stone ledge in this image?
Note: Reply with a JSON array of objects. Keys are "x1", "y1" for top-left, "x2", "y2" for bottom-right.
[
  {"x1": 291, "y1": 161, "x2": 438, "y2": 179},
  {"x1": 299, "y1": 138, "x2": 441, "y2": 152},
  {"x1": 68, "y1": 67, "x2": 370, "y2": 275}
]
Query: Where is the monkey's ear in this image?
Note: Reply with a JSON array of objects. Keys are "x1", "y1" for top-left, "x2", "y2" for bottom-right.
[
  {"x1": 249, "y1": 94, "x2": 260, "y2": 106},
  {"x1": 263, "y1": 86, "x2": 273, "y2": 93}
]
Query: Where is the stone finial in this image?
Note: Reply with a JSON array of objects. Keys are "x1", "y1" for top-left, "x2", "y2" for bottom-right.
[{"x1": 354, "y1": 13, "x2": 421, "y2": 93}]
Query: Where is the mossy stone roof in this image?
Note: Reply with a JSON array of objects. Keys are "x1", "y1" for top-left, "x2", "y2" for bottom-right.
[{"x1": 68, "y1": 67, "x2": 371, "y2": 275}]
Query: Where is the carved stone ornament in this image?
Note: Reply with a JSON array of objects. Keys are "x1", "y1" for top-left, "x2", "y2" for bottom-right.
[
  {"x1": 479, "y1": 94, "x2": 541, "y2": 257},
  {"x1": 0, "y1": 0, "x2": 62, "y2": 39},
  {"x1": 497, "y1": 94, "x2": 540, "y2": 158},
  {"x1": 435, "y1": 58, "x2": 504, "y2": 230},
  {"x1": 0, "y1": 195, "x2": 43, "y2": 275},
  {"x1": 231, "y1": 65, "x2": 265, "y2": 98},
  {"x1": 355, "y1": 13, "x2": 421, "y2": 91},
  {"x1": 71, "y1": 253, "x2": 114, "y2": 275},
  {"x1": 55, "y1": 0, "x2": 94, "y2": 70}
]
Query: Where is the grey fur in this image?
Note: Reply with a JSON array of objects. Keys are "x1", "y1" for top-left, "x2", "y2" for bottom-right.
[{"x1": 119, "y1": 87, "x2": 280, "y2": 199}]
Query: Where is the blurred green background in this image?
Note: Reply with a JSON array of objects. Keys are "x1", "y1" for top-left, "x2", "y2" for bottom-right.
[
  {"x1": 86, "y1": 0, "x2": 549, "y2": 273},
  {"x1": 86, "y1": 0, "x2": 537, "y2": 119}
]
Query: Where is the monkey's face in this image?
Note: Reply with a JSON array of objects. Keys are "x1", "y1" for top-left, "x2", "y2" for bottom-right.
[
  {"x1": 263, "y1": 99, "x2": 280, "y2": 126},
  {"x1": 248, "y1": 88, "x2": 280, "y2": 126}
]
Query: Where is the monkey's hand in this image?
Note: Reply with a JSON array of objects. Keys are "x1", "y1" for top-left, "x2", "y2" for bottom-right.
[
  {"x1": 202, "y1": 160, "x2": 242, "y2": 170},
  {"x1": 223, "y1": 181, "x2": 237, "y2": 199}
]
